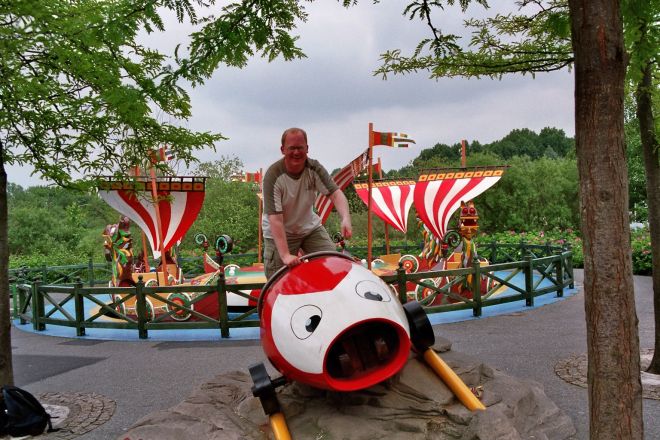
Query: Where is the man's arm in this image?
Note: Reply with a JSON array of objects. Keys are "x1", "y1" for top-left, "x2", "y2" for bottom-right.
[
  {"x1": 268, "y1": 213, "x2": 300, "y2": 268},
  {"x1": 329, "y1": 189, "x2": 352, "y2": 239}
]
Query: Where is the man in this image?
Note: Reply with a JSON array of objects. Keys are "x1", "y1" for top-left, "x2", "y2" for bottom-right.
[{"x1": 262, "y1": 127, "x2": 352, "y2": 279}]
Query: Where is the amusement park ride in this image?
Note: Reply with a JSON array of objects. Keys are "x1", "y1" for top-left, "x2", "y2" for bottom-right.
[
  {"x1": 98, "y1": 126, "x2": 505, "y2": 438},
  {"x1": 98, "y1": 129, "x2": 505, "y2": 320}
]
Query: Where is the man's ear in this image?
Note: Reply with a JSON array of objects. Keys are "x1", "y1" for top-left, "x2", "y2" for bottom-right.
[{"x1": 280, "y1": 145, "x2": 285, "y2": 154}]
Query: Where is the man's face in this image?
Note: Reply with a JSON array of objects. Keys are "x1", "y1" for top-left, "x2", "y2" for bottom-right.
[{"x1": 281, "y1": 131, "x2": 308, "y2": 173}]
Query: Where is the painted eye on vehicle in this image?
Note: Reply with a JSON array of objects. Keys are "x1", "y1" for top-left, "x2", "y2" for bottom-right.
[
  {"x1": 290, "y1": 305, "x2": 323, "y2": 340},
  {"x1": 469, "y1": 207, "x2": 476, "y2": 215},
  {"x1": 355, "y1": 280, "x2": 391, "y2": 302},
  {"x1": 462, "y1": 208, "x2": 469, "y2": 215}
]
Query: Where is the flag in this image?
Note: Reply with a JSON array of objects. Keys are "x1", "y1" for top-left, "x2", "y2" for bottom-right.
[
  {"x1": 150, "y1": 147, "x2": 174, "y2": 164},
  {"x1": 229, "y1": 171, "x2": 261, "y2": 183},
  {"x1": 314, "y1": 148, "x2": 369, "y2": 224},
  {"x1": 159, "y1": 147, "x2": 175, "y2": 161},
  {"x1": 244, "y1": 172, "x2": 261, "y2": 183},
  {"x1": 370, "y1": 131, "x2": 415, "y2": 148},
  {"x1": 372, "y1": 161, "x2": 382, "y2": 177}
]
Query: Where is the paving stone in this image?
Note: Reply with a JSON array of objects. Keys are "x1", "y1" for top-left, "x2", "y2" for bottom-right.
[
  {"x1": 554, "y1": 349, "x2": 660, "y2": 400},
  {"x1": 4, "y1": 392, "x2": 119, "y2": 440}
]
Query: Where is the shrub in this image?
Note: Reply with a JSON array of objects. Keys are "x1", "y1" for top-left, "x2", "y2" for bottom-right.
[
  {"x1": 475, "y1": 228, "x2": 653, "y2": 275},
  {"x1": 631, "y1": 227, "x2": 652, "y2": 275}
]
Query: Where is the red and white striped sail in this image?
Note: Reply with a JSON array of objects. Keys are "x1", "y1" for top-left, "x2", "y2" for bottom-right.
[
  {"x1": 354, "y1": 180, "x2": 416, "y2": 233},
  {"x1": 315, "y1": 148, "x2": 369, "y2": 224},
  {"x1": 414, "y1": 167, "x2": 506, "y2": 240},
  {"x1": 99, "y1": 177, "x2": 206, "y2": 259}
]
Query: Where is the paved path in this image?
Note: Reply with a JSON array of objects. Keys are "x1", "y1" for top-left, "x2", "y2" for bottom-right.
[{"x1": 9, "y1": 270, "x2": 659, "y2": 439}]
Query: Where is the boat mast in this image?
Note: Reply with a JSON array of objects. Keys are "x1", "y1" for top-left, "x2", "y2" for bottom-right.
[{"x1": 148, "y1": 151, "x2": 170, "y2": 285}]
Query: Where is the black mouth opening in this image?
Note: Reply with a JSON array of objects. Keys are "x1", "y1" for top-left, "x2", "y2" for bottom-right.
[{"x1": 326, "y1": 321, "x2": 401, "y2": 380}]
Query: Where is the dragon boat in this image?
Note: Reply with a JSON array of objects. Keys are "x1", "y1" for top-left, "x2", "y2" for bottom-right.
[
  {"x1": 99, "y1": 175, "x2": 265, "y2": 321},
  {"x1": 351, "y1": 166, "x2": 506, "y2": 304}
]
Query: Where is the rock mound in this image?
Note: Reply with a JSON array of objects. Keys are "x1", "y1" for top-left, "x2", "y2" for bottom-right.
[{"x1": 122, "y1": 340, "x2": 575, "y2": 440}]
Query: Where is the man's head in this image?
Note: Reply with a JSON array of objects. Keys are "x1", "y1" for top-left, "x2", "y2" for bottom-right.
[{"x1": 281, "y1": 127, "x2": 309, "y2": 174}]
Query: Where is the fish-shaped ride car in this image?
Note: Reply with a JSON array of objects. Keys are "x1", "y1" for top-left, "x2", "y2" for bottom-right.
[{"x1": 249, "y1": 252, "x2": 485, "y2": 440}]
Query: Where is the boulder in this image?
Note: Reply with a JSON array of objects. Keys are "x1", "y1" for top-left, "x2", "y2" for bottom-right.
[{"x1": 122, "y1": 339, "x2": 575, "y2": 440}]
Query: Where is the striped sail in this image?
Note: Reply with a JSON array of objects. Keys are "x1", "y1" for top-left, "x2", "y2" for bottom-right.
[
  {"x1": 99, "y1": 177, "x2": 206, "y2": 259},
  {"x1": 413, "y1": 167, "x2": 506, "y2": 240},
  {"x1": 314, "y1": 149, "x2": 369, "y2": 224},
  {"x1": 354, "y1": 180, "x2": 416, "y2": 233}
]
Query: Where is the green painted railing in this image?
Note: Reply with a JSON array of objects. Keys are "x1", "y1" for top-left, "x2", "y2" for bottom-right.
[
  {"x1": 8, "y1": 245, "x2": 424, "y2": 287},
  {"x1": 11, "y1": 243, "x2": 573, "y2": 339}
]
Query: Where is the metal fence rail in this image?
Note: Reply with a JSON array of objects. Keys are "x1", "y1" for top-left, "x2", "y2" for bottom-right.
[{"x1": 12, "y1": 243, "x2": 574, "y2": 339}]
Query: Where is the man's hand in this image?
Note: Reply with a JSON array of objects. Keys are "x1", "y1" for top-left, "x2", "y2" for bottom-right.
[
  {"x1": 281, "y1": 253, "x2": 301, "y2": 268},
  {"x1": 329, "y1": 189, "x2": 353, "y2": 240},
  {"x1": 341, "y1": 218, "x2": 353, "y2": 239}
]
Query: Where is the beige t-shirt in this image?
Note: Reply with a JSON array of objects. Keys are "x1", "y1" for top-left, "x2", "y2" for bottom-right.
[{"x1": 262, "y1": 158, "x2": 338, "y2": 239}]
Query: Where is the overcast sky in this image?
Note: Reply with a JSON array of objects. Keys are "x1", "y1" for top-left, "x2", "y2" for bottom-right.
[{"x1": 8, "y1": 1, "x2": 574, "y2": 187}]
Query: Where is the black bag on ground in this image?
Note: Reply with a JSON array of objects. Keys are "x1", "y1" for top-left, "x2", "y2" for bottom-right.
[{"x1": 0, "y1": 385, "x2": 57, "y2": 436}]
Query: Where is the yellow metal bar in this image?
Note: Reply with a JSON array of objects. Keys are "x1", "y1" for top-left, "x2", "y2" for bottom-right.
[
  {"x1": 423, "y1": 348, "x2": 486, "y2": 411},
  {"x1": 270, "y1": 412, "x2": 292, "y2": 440}
]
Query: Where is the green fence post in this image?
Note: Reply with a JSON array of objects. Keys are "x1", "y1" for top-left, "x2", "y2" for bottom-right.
[
  {"x1": 74, "y1": 278, "x2": 86, "y2": 336},
  {"x1": 555, "y1": 258, "x2": 564, "y2": 297},
  {"x1": 217, "y1": 274, "x2": 229, "y2": 338},
  {"x1": 396, "y1": 262, "x2": 407, "y2": 304},
  {"x1": 490, "y1": 241, "x2": 497, "y2": 264},
  {"x1": 520, "y1": 240, "x2": 527, "y2": 261},
  {"x1": 88, "y1": 256, "x2": 95, "y2": 287},
  {"x1": 31, "y1": 281, "x2": 38, "y2": 331},
  {"x1": 524, "y1": 254, "x2": 534, "y2": 307},
  {"x1": 33, "y1": 280, "x2": 45, "y2": 331},
  {"x1": 11, "y1": 283, "x2": 17, "y2": 321},
  {"x1": 135, "y1": 276, "x2": 148, "y2": 339},
  {"x1": 471, "y1": 257, "x2": 482, "y2": 317},
  {"x1": 565, "y1": 245, "x2": 574, "y2": 288},
  {"x1": 17, "y1": 284, "x2": 26, "y2": 325},
  {"x1": 16, "y1": 270, "x2": 25, "y2": 324}
]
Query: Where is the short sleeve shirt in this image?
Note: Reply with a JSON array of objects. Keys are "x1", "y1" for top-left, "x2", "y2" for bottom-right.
[{"x1": 262, "y1": 158, "x2": 338, "y2": 239}]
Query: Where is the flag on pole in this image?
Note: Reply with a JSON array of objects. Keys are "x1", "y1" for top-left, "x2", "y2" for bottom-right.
[
  {"x1": 314, "y1": 148, "x2": 369, "y2": 224},
  {"x1": 229, "y1": 171, "x2": 262, "y2": 183},
  {"x1": 372, "y1": 160, "x2": 382, "y2": 176},
  {"x1": 159, "y1": 147, "x2": 175, "y2": 161},
  {"x1": 150, "y1": 147, "x2": 175, "y2": 164},
  {"x1": 370, "y1": 131, "x2": 416, "y2": 148},
  {"x1": 244, "y1": 171, "x2": 261, "y2": 183}
]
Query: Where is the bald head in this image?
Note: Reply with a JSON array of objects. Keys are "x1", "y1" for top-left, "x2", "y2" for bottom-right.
[{"x1": 281, "y1": 127, "x2": 308, "y2": 146}]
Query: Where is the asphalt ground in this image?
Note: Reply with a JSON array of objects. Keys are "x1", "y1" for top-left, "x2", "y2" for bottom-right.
[{"x1": 9, "y1": 270, "x2": 660, "y2": 440}]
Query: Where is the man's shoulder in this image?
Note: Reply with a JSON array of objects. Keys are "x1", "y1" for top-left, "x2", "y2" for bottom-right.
[
  {"x1": 305, "y1": 158, "x2": 329, "y2": 175},
  {"x1": 264, "y1": 159, "x2": 286, "y2": 182}
]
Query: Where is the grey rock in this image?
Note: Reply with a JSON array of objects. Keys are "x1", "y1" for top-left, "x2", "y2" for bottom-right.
[
  {"x1": 433, "y1": 336, "x2": 453, "y2": 353},
  {"x1": 122, "y1": 349, "x2": 576, "y2": 440}
]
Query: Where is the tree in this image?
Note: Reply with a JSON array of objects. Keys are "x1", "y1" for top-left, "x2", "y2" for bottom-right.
[
  {"x1": 379, "y1": 0, "x2": 660, "y2": 375},
  {"x1": 186, "y1": 158, "x2": 262, "y2": 253},
  {"x1": 376, "y1": 0, "x2": 643, "y2": 436},
  {"x1": 625, "y1": 0, "x2": 660, "y2": 373},
  {"x1": 0, "y1": 0, "x2": 309, "y2": 385},
  {"x1": 568, "y1": 2, "x2": 642, "y2": 436},
  {"x1": 191, "y1": 156, "x2": 244, "y2": 181}
]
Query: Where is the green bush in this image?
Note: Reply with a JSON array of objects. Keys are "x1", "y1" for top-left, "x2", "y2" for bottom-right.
[
  {"x1": 10, "y1": 250, "x2": 99, "y2": 269},
  {"x1": 474, "y1": 228, "x2": 581, "y2": 266},
  {"x1": 631, "y1": 227, "x2": 653, "y2": 275},
  {"x1": 475, "y1": 228, "x2": 653, "y2": 275}
]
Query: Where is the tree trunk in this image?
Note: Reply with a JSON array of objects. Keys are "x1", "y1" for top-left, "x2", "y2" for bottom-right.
[
  {"x1": 568, "y1": 1, "x2": 643, "y2": 439},
  {"x1": 0, "y1": 140, "x2": 14, "y2": 386},
  {"x1": 636, "y1": 62, "x2": 660, "y2": 374}
]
